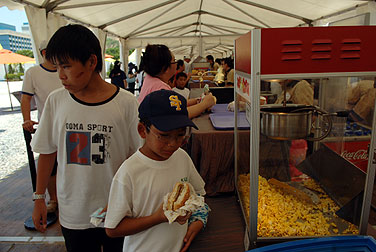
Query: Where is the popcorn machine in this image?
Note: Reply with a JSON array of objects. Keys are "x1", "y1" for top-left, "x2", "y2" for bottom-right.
[{"x1": 234, "y1": 26, "x2": 376, "y2": 249}]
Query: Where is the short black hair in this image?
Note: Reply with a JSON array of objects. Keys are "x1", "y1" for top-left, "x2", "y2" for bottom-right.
[
  {"x1": 143, "y1": 44, "x2": 172, "y2": 77},
  {"x1": 224, "y1": 57, "x2": 234, "y2": 69},
  {"x1": 206, "y1": 55, "x2": 214, "y2": 62},
  {"x1": 46, "y1": 24, "x2": 103, "y2": 73},
  {"x1": 176, "y1": 72, "x2": 187, "y2": 80},
  {"x1": 177, "y1": 59, "x2": 184, "y2": 69},
  {"x1": 140, "y1": 118, "x2": 152, "y2": 131}
]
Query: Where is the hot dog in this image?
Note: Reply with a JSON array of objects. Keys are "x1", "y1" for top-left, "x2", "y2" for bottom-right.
[{"x1": 167, "y1": 182, "x2": 190, "y2": 211}]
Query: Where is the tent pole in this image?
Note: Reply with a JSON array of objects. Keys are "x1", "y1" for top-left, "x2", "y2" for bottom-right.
[{"x1": 4, "y1": 64, "x2": 14, "y2": 111}]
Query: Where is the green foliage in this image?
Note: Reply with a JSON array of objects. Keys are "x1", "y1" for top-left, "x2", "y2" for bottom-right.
[
  {"x1": 105, "y1": 37, "x2": 135, "y2": 59},
  {"x1": 106, "y1": 47, "x2": 119, "y2": 60},
  {"x1": 16, "y1": 49, "x2": 34, "y2": 58},
  {"x1": 5, "y1": 63, "x2": 26, "y2": 80},
  {"x1": 7, "y1": 64, "x2": 15, "y2": 74},
  {"x1": 106, "y1": 37, "x2": 119, "y2": 49},
  {"x1": 4, "y1": 73, "x2": 23, "y2": 81},
  {"x1": 108, "y1": 62, "x2": 114, "y2": 78},
  {"x1": 18, "y1": 63, "x2": 25, "y2": 74}
]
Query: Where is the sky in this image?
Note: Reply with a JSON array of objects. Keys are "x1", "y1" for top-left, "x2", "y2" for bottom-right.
[{"x1": 0, "y1": 6, "x2": 28, "y2": 32}]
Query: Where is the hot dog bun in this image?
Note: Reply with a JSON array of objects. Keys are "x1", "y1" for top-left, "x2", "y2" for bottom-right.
[{"x1": 167, "y1": 182, "x2": 190, "y2": 211}]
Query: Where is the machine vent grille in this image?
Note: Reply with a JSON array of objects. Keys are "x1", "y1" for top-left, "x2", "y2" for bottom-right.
[
  {"x1": 340, "y1": 38, "x2": 361, "y2": 59},
  {"x1": 311, "y1": 39, "x2": 332, "y2": 60},
  {"x1": 281, "y1": 40, "x2": 302, "y2": 61}
]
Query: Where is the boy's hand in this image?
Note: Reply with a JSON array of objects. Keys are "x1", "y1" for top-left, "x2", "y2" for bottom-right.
[
  {"x1": 180, "y1": 220, "x2": 203, "y2": 252},
  {"x1": 175, "y1": 211, "x2": 192, "y2": 225},
  {"x1": 22, "y1": 120, "x2": 38, "y2": 132},
  {"x1": 32, "y1": 200, "x2": 47, "y2": 232},
  {"x1": 154, "y1": 204, "x2": 168, "y2": 223}
]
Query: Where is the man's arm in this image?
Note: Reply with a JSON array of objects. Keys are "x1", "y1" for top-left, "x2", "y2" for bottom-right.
[
  {"x1": 32, "y1": 152, "x2": 57, "y2": 232},
  {"x1": 106, "y1": 204, "x2": 167, "y2": 237},
  {"x1": 21, "y1": 94, "x2": 38, "y2": 132}
]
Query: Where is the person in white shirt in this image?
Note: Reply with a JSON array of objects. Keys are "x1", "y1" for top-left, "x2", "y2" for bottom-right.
[
  {"x1": 30, "y1": 24, "x2": 141, "y2": 252},
  {"x1": 184, "y1": 56, "x2": 192, "y2": 73},
  {"x1": 105, "y1": 90, "x2": 209, "y2": 252},
  {"x1": 172, "y1": 72, "x2": 190, "y2": 101},
  {"x1": 21, "y1": 40, "x2": 62, "y2": 213}
]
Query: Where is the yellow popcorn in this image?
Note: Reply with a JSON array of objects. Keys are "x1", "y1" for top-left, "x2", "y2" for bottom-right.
[{"x1": 237, "y1": 174, "x2": 359, "y2": 237}]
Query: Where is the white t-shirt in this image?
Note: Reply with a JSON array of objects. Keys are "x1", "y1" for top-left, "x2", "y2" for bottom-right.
[
  {"x1": 31, "y1": 87, "x2": 142, "y2": 229},
  {"x1": 184, "y1": 61, "x2": 192, "y2": 73},
  {"x1": 22, "y1": 64, "x2": 61, "y2": 120},
  {"x1": 172, "y1": 87, "x2": 190, "y2": 101},
  {"x1": 105, "y1": 148, "x2": 206, "y2": 252}
]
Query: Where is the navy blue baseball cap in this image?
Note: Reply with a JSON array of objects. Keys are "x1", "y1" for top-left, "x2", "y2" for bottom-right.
[{"x1": 138, "y1": 90, "x2": 198, "y2": 131}]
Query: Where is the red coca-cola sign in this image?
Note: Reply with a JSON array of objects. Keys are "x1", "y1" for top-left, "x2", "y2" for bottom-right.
[{"x1": 324, "y1": 141, "x2": 370, "y2": 173}]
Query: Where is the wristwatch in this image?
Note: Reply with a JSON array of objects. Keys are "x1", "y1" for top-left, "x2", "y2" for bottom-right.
[{"x1": 32, "y1": 192, "x2": 46, "y2": 201}]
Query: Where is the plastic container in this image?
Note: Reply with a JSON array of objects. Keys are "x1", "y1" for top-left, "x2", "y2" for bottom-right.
[{"x1": 246, "y1": 236, "x2": 376, "y2": 252}]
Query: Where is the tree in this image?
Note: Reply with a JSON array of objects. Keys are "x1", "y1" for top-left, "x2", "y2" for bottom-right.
[
  {"x1": 105, "y1": 37, "x2": 136, "y2": 59},
  {"x1": 8, "y1": 64, "x2": 15, "y2": 74},
  {"x1": 106, "y1": 47, "x2": 119, "y2": 60},
  {"x1": 107, "y1": 62, "x2": 114, "y2": 78},
  {"x1": 18, "y1": 63, "x2": 25, "y2": 74},
  {"x1": 16, "y1": 49, "x2": 34, "y2": 58}
]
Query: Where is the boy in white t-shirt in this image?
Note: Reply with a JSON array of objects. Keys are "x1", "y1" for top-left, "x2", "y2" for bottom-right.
[
  {"x1": 105, "y1": 90, "x2": 209, "y2": 252},
  {"x1": 172, "y1": 71, "x2": 190, "y2": 101},
  {"x1": 30, "y1": 24, "x2": 141, "y2": 252}
]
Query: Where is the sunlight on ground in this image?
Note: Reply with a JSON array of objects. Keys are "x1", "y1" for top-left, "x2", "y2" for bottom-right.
[{"x1": 0, "y1": 110, "x2": 39, "y2": 180}]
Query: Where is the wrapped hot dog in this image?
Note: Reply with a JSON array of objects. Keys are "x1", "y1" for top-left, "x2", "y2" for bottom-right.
[{"x1": 163, "y1": 182, "x2": 205, "y2": 224}]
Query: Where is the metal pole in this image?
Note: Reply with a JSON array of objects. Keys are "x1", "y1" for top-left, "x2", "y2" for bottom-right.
[{"x1": 4, "y1": 64, "x2": 14, "y2": 111}]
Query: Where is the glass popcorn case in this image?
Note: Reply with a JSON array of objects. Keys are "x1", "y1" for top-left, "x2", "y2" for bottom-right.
[{"x1": 233, "y1": 26, "x2": 376, "y2": 250}]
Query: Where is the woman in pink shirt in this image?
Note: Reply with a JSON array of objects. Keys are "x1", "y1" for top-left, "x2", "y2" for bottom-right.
[
  {"x1": 137, "y1": 44, "x2": 176, "y2": 103},
  {"x1": 138, "y1": 44, "x2": 216, "y2": 118}
]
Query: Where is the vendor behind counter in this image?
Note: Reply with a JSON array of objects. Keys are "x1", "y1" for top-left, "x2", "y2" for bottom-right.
[{"x1": 347, "y1": 79, "x2": 376, "y2": 127}]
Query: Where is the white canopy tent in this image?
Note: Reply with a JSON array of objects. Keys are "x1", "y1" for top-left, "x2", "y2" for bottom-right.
[{"x1": 2, "y1": 0, "x2": 376, "y2": 75}]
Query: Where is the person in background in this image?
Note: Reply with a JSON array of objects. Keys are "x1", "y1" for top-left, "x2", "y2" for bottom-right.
[
  {"x1": 215, "y1": 58, "x2": 221, "y2": 66},
  {"x1": 216, "y1": 58, "x2": 223, "y2": 79},
  {"x1": 31, "y1": 24, "x2": 141, "y2": 252},
  {"x1": 137, "y1": 44, "x2": 216, "y2": 118},
  {"x1": 173, "y1": 72, "x2": 190, "y2": 101},
  {"x1": 126, "y1": 63, "x2": 137, "y2": 94},
  {"x1": 348, "y1": 79, "x2": 376, "y2": 126},
  {"x1": 105, "y1": 90, "x2": 209, "y2": 252},
  {"x1": 206, "y1": 55, "x2": 219, "y2": 72},
  {"x1": 136, "y1": 56, "x2": 145, "y2": 92},
  {"x1": 274, "y1": 79, "x2": 314, "y2": 106},
  {"x1": 184, "y1": 56, "x2": 192, "y2": 73},
  {"x1": 176, "y1": 59, "x2": 185, "y2": 73},
  {"x1": 174, "y1": 59, "x2": 191, "y2": 88},
  {"x1": 21, "y1": 40, "x2": 61, "y2": 214},
  {"x1": 222, "y1": 57, "x2": 234, "y2": 86},
  {"x1": 274, "y1": 79, "x2": 314, "y2": 179},
  {"x1": 109, "y1": 60, "x2": 127, "y2": 89}
]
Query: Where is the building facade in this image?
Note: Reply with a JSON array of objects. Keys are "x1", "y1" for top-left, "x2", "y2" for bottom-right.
[{"x1": 0, "y1": 22, "x2": 32, "y2": 52}]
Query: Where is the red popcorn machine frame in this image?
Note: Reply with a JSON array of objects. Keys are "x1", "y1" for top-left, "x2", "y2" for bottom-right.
[{"x1": 234, "y1": 26, "x2": 376, "y2": 249}]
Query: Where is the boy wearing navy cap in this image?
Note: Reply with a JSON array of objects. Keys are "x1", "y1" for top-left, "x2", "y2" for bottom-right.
[{"x1": 105, "y1": 90, "x2": 209, "y2": 252}]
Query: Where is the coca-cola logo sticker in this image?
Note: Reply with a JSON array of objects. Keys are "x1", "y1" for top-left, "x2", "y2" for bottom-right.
[
  {"x1": 324, "y1": 141, "x2": 370, "y2": 173},
  {"x1": 341, "y1": 149, "x2": 368, "y2": 160}
]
